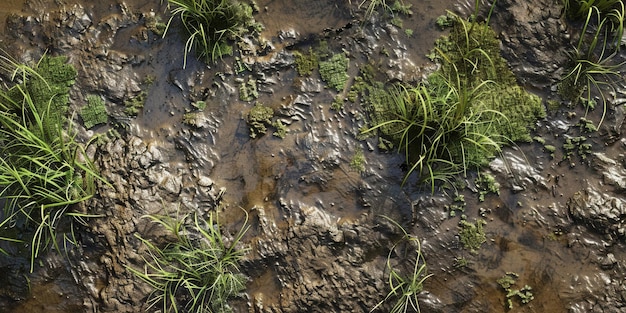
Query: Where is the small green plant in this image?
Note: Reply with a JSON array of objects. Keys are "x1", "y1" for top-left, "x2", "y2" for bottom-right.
[
  {"x1": 124, "y1": 91, "x2": 147, "y2": 116},
  {"x1": 164, "y1": 0, "x2": 260, "y2": 67},
  {"x1": 497, "y1": 272, "x2": 534, "y2": 309},
  {"x1": 445, "y1": 193, "x2": 466, "y2": 217},
  {"x1": 349, "y1": 147, "x2": 366, "y2": 173},
  {"x1": 475, "y1": 172, "x2": 499, "y2": 202},
  {"x1": 359, "y1": 0, "x2": 411, "y2": 23},
  {"x1": 246, "y1": 102, "x2": 273, "y2": 138},
  {"x1": 372, "y1": 215, "x2": 432, "y2": 313},
  {"x1": 238, "y1": 76, "x2": 258, "y2": 102},
  {"x1": 192, "y1": 100, "x2": 207, "y2": 110},
  {"x1": 244, "y1": 103, "x2": 288, "y2": 139},
  {"x1": 130, "y1": 210, "x2": 249, "y2": 313},
  {"x1": 563, "y1": 136, "x2": 592, "y2": 160},
  {"x1": 80, "y1": 94, "x2": 108, "y2": 129},
  {"x1": 272, "y1": 119, "x2": 287, "y2": 138},
  {"x1": 458, "y1": 219, "x2": 487, "y2": 253}
]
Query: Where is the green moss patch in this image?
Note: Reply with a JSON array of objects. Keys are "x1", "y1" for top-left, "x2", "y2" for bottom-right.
[
  {"x1": 458, "y1": 219, "x2": 486, "y2": 253},
  {"x1": 294, "y1": 48, "x2": 319, "y2": 76},
  {"x1": 497, "y1": 272, "x2": 534, "y2": 309},
  {"x1": 319, "y1": 53, "x2": 349, "y2": 91},
  {"x1": 81, "y1": 95, "x2": 108, "y2": 129},
  {"x1": 246, "y1": 103, "x2": 287, "y2": 139}
]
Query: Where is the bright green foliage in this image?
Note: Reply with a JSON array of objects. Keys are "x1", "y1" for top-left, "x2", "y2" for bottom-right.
[
  {"x1": 319, "y1": 53, "x2": 349, "y2": 91},
  {"x1": 165, "y1": 0, "x2": 261, "y2": 67},
  {"x1": 0, "y1": 55, "x2": 103, "y2": 270},
  {"x1": 81, "y1": 95, "x2": 108, "y2": 129},
  {"x1": 497, "y1": 272, "x2": 534, "y2": 309},
  {"x1": 130, "y1": 211, "x2": 249, "y2": 313},
  {"x1": 458, "y1": 219, "x2": 486, "y2": 253}
]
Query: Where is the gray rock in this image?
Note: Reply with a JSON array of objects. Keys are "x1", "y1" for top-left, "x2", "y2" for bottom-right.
[{"x1": 568, "y1": 187, "x2": 626, "y2": 237}]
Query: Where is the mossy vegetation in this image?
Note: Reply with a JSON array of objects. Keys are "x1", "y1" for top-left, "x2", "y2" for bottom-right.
[
  {"x1": 475, "y1": 172, "x2": 499, "y2": 202},
  {"x1": 238, "y1": 76, "x2": 258, "y2": 102},
  {"x1": 293, "y1": 48, "x2": 319, "y2": 76},
  {"x1": 319, "y1": 53, "x2": 350, "y2": 92},
  {"x1": 497, "y1": 272, "x2": 534, "y2": 309},
  {"x1": 80, "y1": 95, "x2": 108, "y2": 129},
  {"x1": 246, "y1": 103, "x2": 273, "y2": 138},
  {"x1": 349, "y1": 147, "x2": 366, "y2": 173},
  {"x1": 458, "y1": 219, "x2": 487, "y2": 253},
  {"x1": 563, "y1": 136, "x2": 592, "y2": 160},
  {"x1": 124, "y1": 91, "x2": 147, "y2": 116},
  {"x1": 245, "y1": 103, "x2": 287, "y2": 139}
]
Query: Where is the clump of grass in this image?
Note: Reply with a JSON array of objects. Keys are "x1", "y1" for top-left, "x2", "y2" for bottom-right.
[
  {"x1": 563, "y1": 0, "x2": 624, "y2": 21},
  {"x1": 372, "y1": 215, "x2": 432, "y2": 313},
  {"x1": 558, "y1": 5, "x2": 625, "y2": 127},
  {"x1": 0, "y1": 54, "x2": 103, "y2": 270},
  {"x1": 363, "y1": 13, "x2": 544, "y2": 189},
  {"x1": 130, "y1": 211, "x2": 249, "y2": 313},
  {"x1": 164, "y1": 0, "x2": 261, "y2": 67}
]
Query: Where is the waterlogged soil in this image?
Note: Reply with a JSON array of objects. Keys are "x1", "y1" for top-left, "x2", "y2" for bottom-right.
[{"x1": 1, "y1": 0, "x2": 626, "y2": 312}]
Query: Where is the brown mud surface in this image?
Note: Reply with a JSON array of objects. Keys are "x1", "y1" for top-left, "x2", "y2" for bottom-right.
[{"x1": 1, "y1": 0, "x2": 626, "y2": 312}]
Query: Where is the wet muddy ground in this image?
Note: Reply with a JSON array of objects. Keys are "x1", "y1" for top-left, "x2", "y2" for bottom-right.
[{"x1": 1, "y1": 0, "x2": 626, "y2": 312}]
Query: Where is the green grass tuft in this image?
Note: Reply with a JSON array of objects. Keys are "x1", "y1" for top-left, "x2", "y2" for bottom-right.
[
  {"x1": 165, "y1": 0, "x2": 261, "y2": 67},
  {"x1": 130, "y1": 210, "x2": 249, "y2": 313},
  {"x1": 0, "y1": 54, "x2": 105, "y2": 271},
  {"x1": 362, "y1": 14, "x2": 545, "y2": 189}
]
